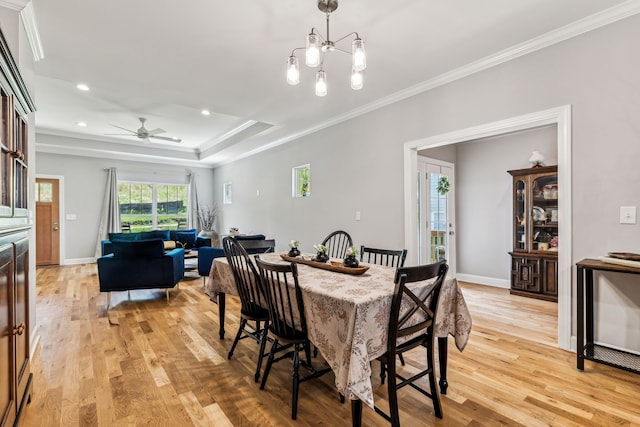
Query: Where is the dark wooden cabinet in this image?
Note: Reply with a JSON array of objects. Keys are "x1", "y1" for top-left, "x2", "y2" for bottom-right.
[
  {"x1": 508, "y1": 166, "x2": 558, "y2": 302},
  {"x1": 0, "y1": 25, "x2": 35, "y2": 427},
  {"x1": 0, "y1": 232, "x2": 30, "y2": 427}
]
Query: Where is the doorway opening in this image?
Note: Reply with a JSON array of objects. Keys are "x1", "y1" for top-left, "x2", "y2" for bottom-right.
[
  {"x1": 403, "y1": 105, "x2": 572, "y2": 351},
  {"x1": 36, "y1": 176, "x2": 64, "y2": 266}
]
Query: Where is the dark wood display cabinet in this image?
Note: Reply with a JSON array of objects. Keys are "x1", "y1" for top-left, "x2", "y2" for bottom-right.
[
  {"x1": 508, "y1": 165, "x2": 558, "y2": 302},
  {"x1": 0, "y1": 25, "x2": 35, "y2": 427}
]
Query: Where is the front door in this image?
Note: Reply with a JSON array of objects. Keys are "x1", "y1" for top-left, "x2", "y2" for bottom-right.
[
  {"x1": 36, "y1": 178, "x2": 60, "y2": 266},
  {"x1": 418, "y1": 157, "x2": 456, "y2": 274}
]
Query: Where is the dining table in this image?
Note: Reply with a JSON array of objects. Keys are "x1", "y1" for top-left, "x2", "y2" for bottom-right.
[{"x1": 206, "y1": 253, "x2": 472, "y2": 426}]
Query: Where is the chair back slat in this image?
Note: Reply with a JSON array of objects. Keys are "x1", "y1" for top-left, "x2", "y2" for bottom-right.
[
  {"x1": 388, "y1": 260, "x2": 448, "y2": 351},
  {"x1": 223, "y1": 237, "x2": 264, "y2": 316},
  {"x1": 255, "y1": 256, "x2": 307, "y2": 341},
  {"x1": 321, "y1": 230, "x2": 353, "y2": 259},
  {"x1": 360, "y1": 246, "x2": 407, "y2": 268}
]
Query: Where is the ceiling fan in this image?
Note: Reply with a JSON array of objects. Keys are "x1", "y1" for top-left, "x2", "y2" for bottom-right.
[{"x1": 105, "y1": 117, "x2": 182, "y2": 143}]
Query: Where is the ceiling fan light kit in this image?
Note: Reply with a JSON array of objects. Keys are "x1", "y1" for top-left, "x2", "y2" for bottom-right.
[
  {"x1": 286, "y1": 0, "x2": 367, "y2": 96},
  {"x1": 105, "y1": 117, "x2": 182, "y2": 143}
]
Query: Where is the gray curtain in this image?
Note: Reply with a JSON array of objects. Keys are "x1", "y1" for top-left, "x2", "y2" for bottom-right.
[
  {"x1": 188, "y1": 172, "x2": 200, "y2": 230},
  {"x1": 94, "y1": 168, "x2": 121, "y2": 258}
]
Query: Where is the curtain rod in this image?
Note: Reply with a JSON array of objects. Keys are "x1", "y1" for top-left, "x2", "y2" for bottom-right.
[{"x1": 103, "y1": 167, "x2": 196, "y2": 176}]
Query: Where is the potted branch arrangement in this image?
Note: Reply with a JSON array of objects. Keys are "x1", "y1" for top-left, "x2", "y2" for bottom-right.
[{"x1": 197, "y1": 204, "x2": 219, "y2": 246}]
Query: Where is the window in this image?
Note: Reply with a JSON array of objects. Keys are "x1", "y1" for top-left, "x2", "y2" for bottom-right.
[
  {"x1": 35, "y1": 181, "x2": 53, "y2": 202},
  {"x1": 223, "y1": 182, "x2": 232, "y2": 204},
  {"x1": 292, "y1": 164, "x2": 310, "y2": 197},
  {"x1": 118, "y1": 182, "x2": 188, "y2": 232}
]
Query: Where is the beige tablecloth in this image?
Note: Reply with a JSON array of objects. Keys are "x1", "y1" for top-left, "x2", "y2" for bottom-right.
[{"x1": 206, "y1": 253, "x2": 472, "y2": 408}]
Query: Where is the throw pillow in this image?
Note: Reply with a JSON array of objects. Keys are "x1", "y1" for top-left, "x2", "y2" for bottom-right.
[
  {"x1": 109, "y1": 232, "x2": 139, "y2": 241},
  {"x1": 176, "y1": 230, "x2": 197, "y2": 248},
  {"x1": 163, "y1": 240, "x2": 177, "y2": 250},
  {"x1": 141, "y1": 230, "x2": 170, "y2": 241}
]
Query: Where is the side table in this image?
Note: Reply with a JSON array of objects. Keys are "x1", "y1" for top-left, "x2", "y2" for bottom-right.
[{"x1": 576, "y1": 258, "x2": 640, "y2": 374}]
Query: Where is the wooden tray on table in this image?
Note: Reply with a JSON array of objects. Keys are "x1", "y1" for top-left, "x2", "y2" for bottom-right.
[{"x1": 280, "y1": 254, "x2": 370, "y2": 275}]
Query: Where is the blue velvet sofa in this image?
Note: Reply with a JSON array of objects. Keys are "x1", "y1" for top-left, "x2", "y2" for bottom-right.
[
  {"x1": 97, "y1": 239, "x2": 185, "y2": 307},
  {"x1": 101, "y1": 229, "x2": 211, "y2": 256}
]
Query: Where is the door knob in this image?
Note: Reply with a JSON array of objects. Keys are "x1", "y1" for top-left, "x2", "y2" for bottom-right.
[{"x1": 53, "y1": 227, "x2": 59, "y2": 231}]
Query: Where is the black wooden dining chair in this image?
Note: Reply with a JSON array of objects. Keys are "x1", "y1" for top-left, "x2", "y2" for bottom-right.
[
  {"x1": 254, "y1": 256, "x2": 332, "y2": 420},
  {"x1": 321, "y1": 230, "x2": 353, "y2": 259},
  {"x1": 360, "y1": 245, "x2": 409, "y2": 368},
  {"x1": 374, "y1": 260, "x2": 448, "y2": 426},
  {"x1": 360, "y1": 246, "x2": 407, "y2": 268},
  {"x1": 222, "y1": 237, "x2": 271, "y2": 382}
]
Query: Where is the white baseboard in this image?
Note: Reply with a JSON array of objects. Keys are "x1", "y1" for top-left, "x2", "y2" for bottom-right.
[
  {"x1": 455, "y1": 273, "x2": 510, "y2": 289},
  {"x1": 63, "y1": 257, "x2": 96, "y2": 265}
]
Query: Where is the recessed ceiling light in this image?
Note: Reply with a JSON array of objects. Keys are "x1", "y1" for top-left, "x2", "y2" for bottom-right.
[
  {"x1": 76, "y1": 121, "x2": 87, "y2": 127},
  {"x1": 171, "y1": 136, "x2": 180, "y2": 141},
  {"x1": 76, "y1": 83, "x2": 90, "y2": 91},
  {"x1": 201, "y1": 109, "x2": 211, "y2": 116}
]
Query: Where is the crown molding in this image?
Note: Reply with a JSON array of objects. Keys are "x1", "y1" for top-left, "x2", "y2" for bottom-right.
[
  {"x1": 20, "y1": 2, "x2": 44, "y2": 61},
  {"x1": 0, "y1": 0, "x2": 28, "y2": 11},
  {"x1": 35, "y1": 141, "x2": 207, "y2": 168},
  {"x1": 248, "y1": 1, "x2": 640, "y2": 162}
]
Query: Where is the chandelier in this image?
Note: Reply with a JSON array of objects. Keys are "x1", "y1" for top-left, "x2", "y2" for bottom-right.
[{"x1": 286, "y1": 0, "x2": 367, "y2": 96}]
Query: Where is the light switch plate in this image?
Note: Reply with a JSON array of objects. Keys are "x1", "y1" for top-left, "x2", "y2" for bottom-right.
[
  {"x1": 620, "y1": 206, "x2": 636, "y2": 224},
  {"x1": 66, "y1": 213, "x2": 77, "y2": 220},
  {"x1": 355, "y1": 211, "x2": 361, "y2": 221}
]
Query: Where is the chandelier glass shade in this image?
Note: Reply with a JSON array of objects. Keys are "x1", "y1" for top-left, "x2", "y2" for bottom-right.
[{"x1": 287, "y1": 0, "x2": 366, "y2": 96}]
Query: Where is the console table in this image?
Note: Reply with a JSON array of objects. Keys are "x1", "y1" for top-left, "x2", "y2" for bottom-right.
[{"x1": 576, "y1": 259, "x2": 640, "y2": 374}]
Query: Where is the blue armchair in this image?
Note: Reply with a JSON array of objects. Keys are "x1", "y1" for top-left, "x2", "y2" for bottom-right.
[
  {"x1": 97, "y1": 239, "x2": 185, "y2": 308},
  {"x1": 198, "y1": 247, "x2": 226, "y2": 284}
]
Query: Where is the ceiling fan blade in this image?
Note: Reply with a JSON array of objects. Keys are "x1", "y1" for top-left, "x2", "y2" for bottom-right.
[
  {"x1": 110, "y1": 124, "x2": 136, "y2": 133},
  {"x1": 104, "y1": 133, "x2": 136, "y2": 136},
  {"x1": 147, "y1": 128, "x2": 165, "y2": 136},
  {"x1": 150, "y1": 135, "x2": 182, "y2": 142}
]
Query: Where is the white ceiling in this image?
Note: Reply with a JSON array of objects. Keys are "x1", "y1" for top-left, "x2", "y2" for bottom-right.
[{"x1": 30, "y1": 0, "x2": 632, "y2": 167}]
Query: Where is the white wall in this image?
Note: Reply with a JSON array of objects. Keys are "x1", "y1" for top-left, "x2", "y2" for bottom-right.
[
  {"x1": 35, "y1": 151, "x2": 215, "y2": 263},
  {"x1": 213, "y1": 15, "x2": 640, "y2": 352}
]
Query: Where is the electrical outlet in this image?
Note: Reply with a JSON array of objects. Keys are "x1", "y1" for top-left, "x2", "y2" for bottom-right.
[{"x1": 620, "y1": 206, "x2": 636, "y2": 224}]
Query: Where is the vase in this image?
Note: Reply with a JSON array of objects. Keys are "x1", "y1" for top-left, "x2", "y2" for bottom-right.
[
  {"x1": 288, "y1": 247, "x2": 300, "y2": 257},
  {"x1": 343, "y1": 255, "x2": 359, "y2": 268},
  {"x1": 315, "y1": 252, "x2": 329, "y2": 263},
  {"x1": 198, "y1": 229, "x2": 219, "y2": 247}
]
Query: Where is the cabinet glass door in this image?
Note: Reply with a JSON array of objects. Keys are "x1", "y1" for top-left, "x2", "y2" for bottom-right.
[
  {"x1": 514, "y1": 179, "x2": 526, "y2": 251},
  {"x1": 531, "y1": 173, "x2": 558, "y2": 253}
]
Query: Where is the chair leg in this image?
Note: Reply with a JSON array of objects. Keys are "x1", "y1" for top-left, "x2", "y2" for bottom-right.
[
  {"x1": 427, "y1": 343, "x2": 443, "y2": 418},
  {"x1": 166, "y1": 289, "x2": 170, "y2": 302},
  {"x1": 255, "y1": 323, "x2": 269, "y2": 382},
  {"x1": 260, "y1": 339, "x2": 278, "y2": 390},
  {"x1": 398, "y1": 354, "x2": 406, "y2": 366},
  {"x1": 292, "y1": 343, "x2": 301, "y2": 420},
  {"x1": 304, "y1": 342, "x2": 312, "y2": 366},
  {"x1": 228, "y1": 318, "x2": 247, "y2": 359},
  {"x1": 387, "y1": 360, "x2": 401, "y2": 427},
  {"x1": 106, "y1": 292, "x2": 111, "y2": 309}
]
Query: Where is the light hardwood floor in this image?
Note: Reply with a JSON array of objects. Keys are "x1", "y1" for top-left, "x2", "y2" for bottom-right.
[{"x1": 23, "y1": 264, "x2": 640, "y2": 426}]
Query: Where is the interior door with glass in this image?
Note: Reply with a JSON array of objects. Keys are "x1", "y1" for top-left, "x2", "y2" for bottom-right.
[
  {"x1": 35, "y1": 178, "x2": 60, "y2": 265},
  {"x1": 418, "y1": 157, "x2": 455, "y2": 274}
]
